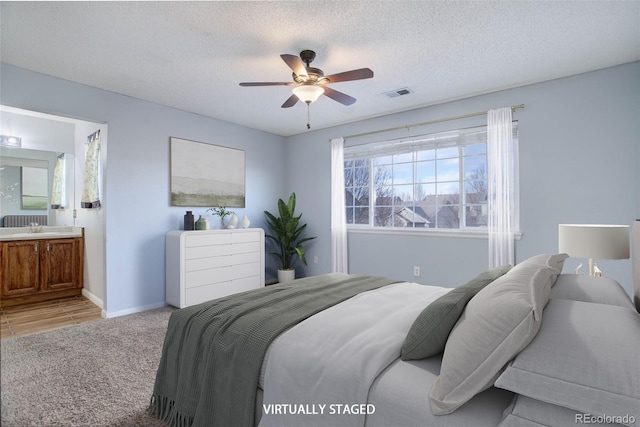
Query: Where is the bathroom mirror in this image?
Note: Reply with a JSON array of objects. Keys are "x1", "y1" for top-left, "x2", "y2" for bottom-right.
[{"x1": 0, "y1": 147, "x2": 75, "y2": 226}]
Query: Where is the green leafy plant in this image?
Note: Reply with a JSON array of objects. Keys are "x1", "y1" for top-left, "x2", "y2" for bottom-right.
[
  {"x1": 207, "y1": 205, "x2": 233, "y2": 228},
  {"x1": 264, "y1": 192, "x2": 316, "y2": 270}
]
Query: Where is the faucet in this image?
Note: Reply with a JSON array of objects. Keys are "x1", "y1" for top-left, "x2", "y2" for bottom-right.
[{"x1": 29, "y1": 223, "x2": 43, "y2": 233}]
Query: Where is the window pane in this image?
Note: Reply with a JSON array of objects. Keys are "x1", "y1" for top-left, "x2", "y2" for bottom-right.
[
  {"x1": 354, "y1": 207, "x2": 369, "y2": 225},
  {"x1": 465, "y1": 179, "x2": 486, "y2": 204},
  {"x1": 464, "y1": 143, "x2": 486, "y2": 156},
  {"x1": 375, "y1": 155, "x2": 393, "y2": 165},
  {"x1": 415, "y1": 183, "x2": 435, "y2": 201},
  {"x1": 437, "y1": 146, "x2": 458, "y2": 159},
  {"x1": 417, "y1": 149, "x2": 435, "y2": 161},
  {"x1": 416, "y1": 160, "x2": 435, "y2": 183},
  {"x1": 346, "y1": 185, "x2": 369, "y2": 206},
  {"x1": 438, "y1": 182, "x2": 459, "y2": 197},
  {"x1": 466, "y1": 205, "x2": 487, "y2": 227},
  {"x1": 464, "y1": 155, "x2": 486, "y2": 180},
  {"x1": 374, "y1": 204, "x2": 394, "y2": 227},
  {"x1": 437, "y1": 204, "x2": 460, "y2": 228},
  {"x1": 353, "y1": 166, "x2": 369, "y2": 185},
  {"x1": 437, "y1": 158, "x2": 459, "y2": 182},
  {"x1": 393, "y1": 184, "x2": 414, "y2": 202},
  {"x1": 393, "y1": 152, "x2": 413, "y2": 163},
  {"x1": 393, "y1": 163, "x2": 413, "y2": 185}
]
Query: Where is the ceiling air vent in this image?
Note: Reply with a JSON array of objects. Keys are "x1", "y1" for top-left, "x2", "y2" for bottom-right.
[{"x1": 383, "y1": 88, "x2": 413, "y2": 99}]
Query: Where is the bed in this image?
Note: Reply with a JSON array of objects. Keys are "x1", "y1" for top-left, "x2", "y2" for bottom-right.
[{"x1": 150, "y1": 222, "x2": 640, "y2": 427}]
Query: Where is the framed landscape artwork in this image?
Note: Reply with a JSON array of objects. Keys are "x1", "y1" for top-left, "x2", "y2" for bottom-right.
[{"x1": 170, "y1": 137, "x2": 245, "y2": 207}]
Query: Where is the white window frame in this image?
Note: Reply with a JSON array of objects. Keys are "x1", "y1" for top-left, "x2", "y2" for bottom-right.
[{"x1": 344, "y1": 123, "x2": 519, "y2": 238}]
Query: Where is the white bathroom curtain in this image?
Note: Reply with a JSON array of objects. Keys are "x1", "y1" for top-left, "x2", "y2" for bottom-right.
[
  {"x1": 487, "y1": 108, "x2": 519, "y2": 268},
  {"x1": 50, "y1": 154, "x2": 65, "y2": 209},
  {"x1": 330, "y1": 137, "x2": 348, "y2": 273},
  {"x1": 81, "y1": 130, "x2": 101, "y2": 209}
]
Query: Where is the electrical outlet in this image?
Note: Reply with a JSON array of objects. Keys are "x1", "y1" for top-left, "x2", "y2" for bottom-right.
[
  {"x1": 413, "y1": 266, "x2": 420, "y2": 277},
  {"x1": 313, "y1": 255, "x2": 318, "y2": 264}
]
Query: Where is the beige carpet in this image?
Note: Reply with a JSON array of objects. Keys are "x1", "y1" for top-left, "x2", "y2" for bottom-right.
[{"x1": 1, "y1": 306, "x2": 175, "y2": 427}]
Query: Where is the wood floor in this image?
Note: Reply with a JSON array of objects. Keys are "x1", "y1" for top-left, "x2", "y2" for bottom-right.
[{"x1": 1, "y1": 295, "x2": 103, "y2": 339}]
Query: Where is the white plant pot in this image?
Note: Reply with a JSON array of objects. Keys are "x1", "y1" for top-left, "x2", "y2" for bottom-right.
[{"x1": 277, "y1": 269, "x2": 295, "y2": 283}]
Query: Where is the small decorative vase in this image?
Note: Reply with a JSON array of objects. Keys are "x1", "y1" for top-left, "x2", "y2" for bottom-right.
[
  {"x1": 195, "y1": 215, "x2": 207, "y2": 230},
  {"x1": 228, "y1": 213, "x2": 238, "y2": 229},
  {"x1": 184, "y1": 211, "x2": 194, "y2": 230},
  {"x1": 219, "y1": 217, "x2": 226, "y2": 229},
  {"x1": 203, "y1": 217, "x2": 210, "y2": 230},
  {"x1": 241, "y1": 213, "x2": 250, "y2": 229}
]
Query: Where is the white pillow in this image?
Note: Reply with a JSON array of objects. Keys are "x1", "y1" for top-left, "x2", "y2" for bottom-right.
[
  {"x1": 429, "y1": 253, "x2": 567, "y2": 415},
  {"x1": 495, "y1": 298, "x2": 640, "y2": 426}
]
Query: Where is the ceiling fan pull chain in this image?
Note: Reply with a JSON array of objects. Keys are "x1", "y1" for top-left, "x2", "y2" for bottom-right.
[{"x1": 306, "y1": 102, "x2": 311, "y2": 129}]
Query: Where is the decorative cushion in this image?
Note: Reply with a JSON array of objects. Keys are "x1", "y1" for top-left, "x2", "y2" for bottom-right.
[
  {"x1": 495, "y1": 298, "x2": 640, "y2": 426},
  {"x1": 551, "y1": 274, "x2": 634, "y2": 309},
  {"x1": 499, "y1": 395, "x2": 623, "y2": 427},
  {"x1": 401, "y1": 265, "x2": 512, "y2": 360},
  {"x1": 429, "y1": 253, "x2": 567, "y2": 415}
]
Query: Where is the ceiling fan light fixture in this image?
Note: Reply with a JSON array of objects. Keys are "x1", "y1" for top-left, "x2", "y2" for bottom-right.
[{"x1": 292, "y1": 85, "x2": 324, "y2": 103}]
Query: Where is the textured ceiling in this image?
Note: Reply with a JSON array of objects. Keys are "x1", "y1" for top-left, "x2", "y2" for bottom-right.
[{"x1": 1, "y1": 1, "x2": 639, "y2": 136}]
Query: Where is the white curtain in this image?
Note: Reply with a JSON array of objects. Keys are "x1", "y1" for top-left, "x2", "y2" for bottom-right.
[
  {"x1": 81, "y1": 130, "x2": 101, "y2": 209},
  {"x1": 330, "y1": 137, "x2": 348, "y2": 273},
  {"x1": 487, "y1": 108, "x2": 519, "y2": 268}
]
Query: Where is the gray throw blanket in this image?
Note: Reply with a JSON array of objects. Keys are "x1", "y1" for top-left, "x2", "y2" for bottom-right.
[{"x1": 150, "y1": 273, "x2": 398, "y2": 427}]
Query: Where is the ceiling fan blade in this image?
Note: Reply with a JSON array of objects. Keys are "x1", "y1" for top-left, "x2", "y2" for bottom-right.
[
  {"x1": 322, "y1": 86, "x2": 357, "y2": 106},
  {"x1": 239, "y1": 82, "x2": 294, "y2": 87},
  {"x1": 324, "y1": 68, "x2": 374, "y2": 83},
  {"x1": 280, "y1": 54, "x2": 308, "y2": 78},
  {"x1": 281, "y1": 94, "x2": 299, "y2": 108}
]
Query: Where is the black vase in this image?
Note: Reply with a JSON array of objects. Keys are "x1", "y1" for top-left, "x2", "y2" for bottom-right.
[{"x1": 184, "y1": 211, "x2": 194, "y2": 230}]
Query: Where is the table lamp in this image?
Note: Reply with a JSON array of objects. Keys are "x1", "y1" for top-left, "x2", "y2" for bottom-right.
[{"x1": 558, "y1": 224, "x2": 630, "y2": 276}]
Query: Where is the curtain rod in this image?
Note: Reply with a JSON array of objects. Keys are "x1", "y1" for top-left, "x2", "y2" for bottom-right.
[{"x1": 336, "y1": 104, "x2": 524, "y2": 141}]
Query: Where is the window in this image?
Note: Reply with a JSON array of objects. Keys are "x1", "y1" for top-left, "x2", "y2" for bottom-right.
[{"x1": 344, "y1": 124, "x2": 518, "y2": 232}]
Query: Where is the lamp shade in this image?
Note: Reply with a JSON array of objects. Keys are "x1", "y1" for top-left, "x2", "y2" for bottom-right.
[
  {"x1": 558, "y1": 224, "x2": 630, "y2": 260},
  {"x1": 292, "y1": 85, "x2": 324, "y2": 103}
]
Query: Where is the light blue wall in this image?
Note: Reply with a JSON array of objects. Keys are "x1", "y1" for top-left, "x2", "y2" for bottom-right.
[
  {"x1": 1, "y1": 63, "x2": 287, "y2": 315},
  {"x1": 287, "y1": 62, "x2": 640, "y2": 294},
  {"x1": 2, "y1": 61, "x2": 638, "y2": 310}
]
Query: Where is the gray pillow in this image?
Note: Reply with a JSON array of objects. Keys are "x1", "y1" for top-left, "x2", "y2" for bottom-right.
[
  {"x1": 429, "y1": 253, "x2": 568, "y2": 415},
  {"x1": 495, "y1": 298, "x2": 640, "y2": 426},
  {"x1": 401, "y1": 265, "x2": 512, "y2": 360},
  {"x1": 551, "y1": 274, "x2": 634, "y2": 309}
]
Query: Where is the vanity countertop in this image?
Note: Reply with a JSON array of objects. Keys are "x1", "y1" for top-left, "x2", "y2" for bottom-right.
[{"x1": 0, "y1": 226, "x2": 83, "y2": 241}]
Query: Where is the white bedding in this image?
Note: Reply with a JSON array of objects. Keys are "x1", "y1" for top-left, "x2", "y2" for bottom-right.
[{"x1": 258, "y1": 282, "x2": 454, "y2": 427}]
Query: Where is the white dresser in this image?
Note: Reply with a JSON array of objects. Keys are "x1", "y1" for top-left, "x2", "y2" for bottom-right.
[{"x1": 165, "y1": 228, "x2": 265, "y2": 308}]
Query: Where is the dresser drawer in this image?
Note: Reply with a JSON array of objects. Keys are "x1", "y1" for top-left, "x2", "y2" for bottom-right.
[
  {"x1": 185, "y1": 230, "x2": 261, "y2": 247},
  {"x1": 186, "y1": 261, "x2": 261, "y2": 288},
  {"x1": 185, "y1": 276, "x2": 260, "y2": 306},
  {"x1": 185, "y1": 241, "x2": 260, "y2": 259},
  {"x1": 186, "y1": 251, "x2": 261, "y2": 272}
]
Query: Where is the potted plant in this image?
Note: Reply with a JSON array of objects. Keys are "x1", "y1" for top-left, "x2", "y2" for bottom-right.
[
  {"x1": 264, "y1": 192, "x2": 316, "y2": 283},
  {"x1": 207, "y1": 205, "x2": 233, "y2": 229}
]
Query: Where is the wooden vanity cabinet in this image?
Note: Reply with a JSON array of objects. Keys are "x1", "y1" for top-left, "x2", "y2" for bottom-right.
[{"x1": 0, "y1": 236, "x2": 84, "y2": 307}]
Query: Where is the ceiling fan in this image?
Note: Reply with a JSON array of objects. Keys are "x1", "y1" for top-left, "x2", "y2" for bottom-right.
[{"x1": 239, "y1": 50, "x2": 374, "y2": 109}]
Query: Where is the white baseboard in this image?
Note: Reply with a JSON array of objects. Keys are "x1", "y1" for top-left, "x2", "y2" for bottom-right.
[
  {"x1": 104, "y1": 301, "x2": 168, "y2": 319},
  {"x1": 81, "y1": 288, "x2": 105, "y2": 317}
]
